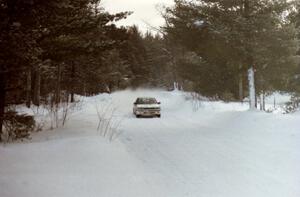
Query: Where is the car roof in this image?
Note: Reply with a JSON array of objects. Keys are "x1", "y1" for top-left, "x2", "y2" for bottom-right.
[{"x1": 137, "y1": 97, "x2": 156, "y2": 99}]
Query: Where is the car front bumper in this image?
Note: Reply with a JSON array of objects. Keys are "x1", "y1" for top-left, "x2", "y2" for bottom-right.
[{"x1": 135, "y1": 109, "x2": 160, "y2": 116}]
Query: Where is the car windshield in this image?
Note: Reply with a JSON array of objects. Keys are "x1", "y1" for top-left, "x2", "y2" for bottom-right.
[{"x1": 136, "y1": 98, "x2": 157, "y2": 104}]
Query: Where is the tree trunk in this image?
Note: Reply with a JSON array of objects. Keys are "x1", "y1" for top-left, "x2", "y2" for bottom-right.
[
  {"x1": 1, "y1": 0, "x2": 16, "y2": 137},
  {"x1": 70, "y1": 92, "x2": 75, "y2": 103},
  {"x1": 70, "y1": 62, "x2": 75, "y2": 103},
  {"x1": 33, "y1": 66, "x2": 41, "y2": 106},
  {"x1": 83, "y1": 80, "x2": 86, "y2": 96},
  {"x1": 259, "y1": 92, "x2": 263, "y2": 111},
  {"x1": 55, "y1": 64, "x2": 62, "y2": 104},
  {"x1": 244, "y1": 0, "x2": 256, "y2": 110},
  {"x1": 239, "y1": 72, "x2": 244, "y2": 102},
  {"x1": 248, "y1": 66, "x2": 256, "y2": 110},
  {"x1": 262, "y1": 91, "x2": 266, "y2": 111},
  {"x1": 0, "y1": 72, "x2": 6, "y2": 137},
  {"x1": 26, "y1": 69, "x2": 31, "y2": 108}
]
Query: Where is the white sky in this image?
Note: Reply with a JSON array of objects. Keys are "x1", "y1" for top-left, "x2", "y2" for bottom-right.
[{"x1": 101, "y1": 0, "x2": 174, "y2": 33}]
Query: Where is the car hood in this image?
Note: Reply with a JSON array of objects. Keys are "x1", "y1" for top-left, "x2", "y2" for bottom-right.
[{"x1": 136, "y1": 104, "x2": 160, "y2": 108}]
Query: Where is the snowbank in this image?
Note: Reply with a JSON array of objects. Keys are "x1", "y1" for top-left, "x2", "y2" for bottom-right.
[{"x1": 1, "y1": 89, "x2": 299, "y2": 197}]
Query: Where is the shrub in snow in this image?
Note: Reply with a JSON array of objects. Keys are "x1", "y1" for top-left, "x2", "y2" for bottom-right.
[
  {"x1": 220, "y1": 92, "x2": 236, "y2": 102},
  {"x1": 283, "y1": 95, "x2": 300, "y2": 114},
  {"x1": 95, "y1": 101, "x2": 123, "y2": 141},
  {"x1": 1, "y1": 111, "x2": 35, "y2": 142},
  {"x1": 42, "y1": 93, "x2": 83, "y2": 129},
  {"x1": 188, "y1": 92, "x2": 203, "y2": 111}
]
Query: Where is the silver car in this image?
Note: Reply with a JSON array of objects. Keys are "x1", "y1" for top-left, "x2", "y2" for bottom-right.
[{"x1": 133, "y1": 97, "x2": 161, "y2": 118}]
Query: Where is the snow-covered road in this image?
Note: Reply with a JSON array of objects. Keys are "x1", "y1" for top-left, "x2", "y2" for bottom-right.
[{"x1": 1, "y1": 90, "x2": 300, "y2": 197}]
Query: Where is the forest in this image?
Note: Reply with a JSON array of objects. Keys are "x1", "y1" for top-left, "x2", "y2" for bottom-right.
[{"x1": 1, "y1": 0, "x2": 300, "y2": 141}]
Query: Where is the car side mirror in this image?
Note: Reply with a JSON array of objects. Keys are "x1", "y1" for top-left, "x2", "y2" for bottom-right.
[
  {"x1": 157, "y1": 101, "x2": 161, "y2": 104},
  {"x1": 134, "y1": 102, "x2": 137, "y2": 105}
]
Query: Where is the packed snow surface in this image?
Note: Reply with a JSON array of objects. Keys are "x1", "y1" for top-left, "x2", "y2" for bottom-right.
[{"x1": 1, "y1": 89, "x2": 300, "y2": 197}]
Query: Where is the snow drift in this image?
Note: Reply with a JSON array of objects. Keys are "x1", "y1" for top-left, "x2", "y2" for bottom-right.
[{"x1": 0, "y1": 89, "x2": 299, "y2": 197}]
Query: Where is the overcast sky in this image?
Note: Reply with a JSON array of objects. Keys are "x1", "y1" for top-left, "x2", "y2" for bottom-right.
[{"x1": 101, "y1": 0, "x2": 174, "y2": 33}]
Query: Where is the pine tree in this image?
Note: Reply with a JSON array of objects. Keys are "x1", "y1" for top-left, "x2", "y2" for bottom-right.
[
  {"x1": 163, "y1": 0, "x2": 299, "y2": 106},
  {"x1": 143, "y1": 32, "x2": 171, "y2": 87},
  {"x1": 0, "y1": 0, "x2": 131, "y2": 139}
]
